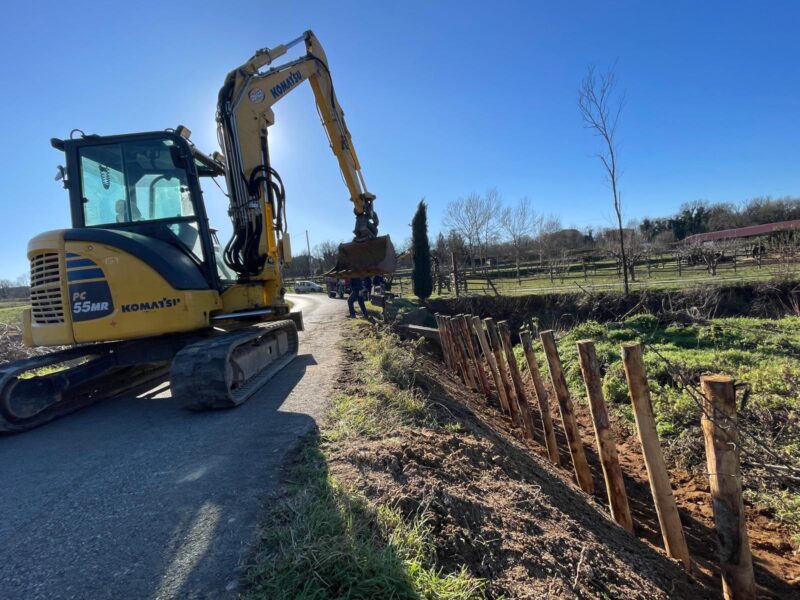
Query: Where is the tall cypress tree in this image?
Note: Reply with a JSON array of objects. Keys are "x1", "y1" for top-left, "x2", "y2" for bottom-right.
[{"x1": 411, "y1": 199, "x2": 433, "y2": 300}]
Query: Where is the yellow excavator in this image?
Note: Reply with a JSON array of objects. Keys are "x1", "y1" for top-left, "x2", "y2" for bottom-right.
[{"x1": 0, "y1": 31, "x2": 395, "y2": 433}]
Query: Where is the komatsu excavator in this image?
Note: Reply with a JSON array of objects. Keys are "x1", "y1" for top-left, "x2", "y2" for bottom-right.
[{"x1": 0, "y1": 31, "x2": 395, "y2": 433}]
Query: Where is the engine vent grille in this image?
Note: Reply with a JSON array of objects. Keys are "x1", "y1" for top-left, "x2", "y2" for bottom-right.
[{"x1": 30, "y1": 253, "x2": 64, "y2": 324}]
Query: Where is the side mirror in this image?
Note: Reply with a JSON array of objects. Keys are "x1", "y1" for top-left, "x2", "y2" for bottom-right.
[{"x1": 54, "y1": 165, "x2": 68, "y2": 189}]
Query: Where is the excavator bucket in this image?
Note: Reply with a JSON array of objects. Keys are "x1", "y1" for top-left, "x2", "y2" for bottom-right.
[{"x1": 327, "y1": 235, "x2": 397, "y2": 278}]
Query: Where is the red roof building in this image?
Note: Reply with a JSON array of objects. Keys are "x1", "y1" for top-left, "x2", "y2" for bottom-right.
[{"x1": 682, "y1": 219, "x2": 800, "y2": 244}]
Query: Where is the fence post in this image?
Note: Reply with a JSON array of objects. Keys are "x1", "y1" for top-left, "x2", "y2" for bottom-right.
[
  {"x1": 539, "y1": 330, "x2": 594, "y2": 494},
  {"x1": 519, "y1": 331, "x2": 560, "y2": 466},
  {"x1": 621, "y1": 342, "x2": 692, "y2": 570},
  {"x1": 454, "y1": 315, "x2": 480, "y2": 391},
  {"x1": 485, "y1": 318, "x2": 521, "y2": 425},
  {"x1": 447, "y1": 316, "x2": 474, "y2": 389},
  {"x1": 451, "y1": 252, "x2": 459, "y2": 298},
  {"x1": 577, "y1": 340, "x2": 634, "y2": 533},
  {"x1": 470, "y1": 316, "x2": 512, "y2": 415},
  {"x1": 434, "y1": 314, "x2": 453, "y2": 371},
  {"x1": 459, "y1": 315, "x2": 492, "y2": 397},
  {"x1": 700, "y1": 375, "x2": 756, "y2": 600},
  {"x1": 498, "y1": 321, "x2": 537, "y2": 440}
]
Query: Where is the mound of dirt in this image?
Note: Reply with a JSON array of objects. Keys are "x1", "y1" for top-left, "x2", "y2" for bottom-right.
[{"x1": 328, "y1": 364, "x2": 712, "y2": 598}]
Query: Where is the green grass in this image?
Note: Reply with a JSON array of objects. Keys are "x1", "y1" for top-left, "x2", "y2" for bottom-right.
[
  {"x1": 514, "y1": 313, "x2": 800, "y2": 538},
  {"x1": 242, "y1": 441, "x2": 483, "y2": 600},
  {"x1": 391, "y1": 253, "x2": 799, "y2": 298},
  {"x1": 0, "y1": 304, "x2": 26, "y2": 326},
  {"x1": 242, "y1": 323, "x2": 485, "y2": 599}
]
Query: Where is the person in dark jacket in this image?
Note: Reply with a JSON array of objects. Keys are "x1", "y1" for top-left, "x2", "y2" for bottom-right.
[
  {"x1": 347, "y1": 276, "x2": 368, "y2": 318},
  {"x1": 363, "y1": 276, "x2": 373, "y2": 301}
]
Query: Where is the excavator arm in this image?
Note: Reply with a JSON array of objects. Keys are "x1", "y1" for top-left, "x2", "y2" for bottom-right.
[{"x1": 216, "y1": 31, "x2": 392, "y2": 278}]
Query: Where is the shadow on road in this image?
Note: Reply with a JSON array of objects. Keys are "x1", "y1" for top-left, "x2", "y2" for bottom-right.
[{"x1": 0, "y1": 353, "x2": 322, "y2": 600}]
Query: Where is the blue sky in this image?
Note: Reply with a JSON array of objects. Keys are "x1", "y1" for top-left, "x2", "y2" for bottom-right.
[{"x1": 1, "y1": 0, "x2": 798, "y2": 279}]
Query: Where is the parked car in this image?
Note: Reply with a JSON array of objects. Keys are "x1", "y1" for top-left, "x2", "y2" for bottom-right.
[{"x1": 293, "y1": 280, "x2": 323, "y2": 293}]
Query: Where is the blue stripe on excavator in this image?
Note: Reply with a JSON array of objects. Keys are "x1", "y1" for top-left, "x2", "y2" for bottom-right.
[{"x1": 67, "y1": 268, "x2": 105, "y2": 282}]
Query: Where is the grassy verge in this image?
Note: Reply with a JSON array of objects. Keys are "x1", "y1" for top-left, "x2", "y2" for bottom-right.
[
  {"x1": 514, "y1": 313, "x2": 800, "y2": 540},
  {"x1": 242, "y1": 323, "x2": 484, "y2": 599},
  {"x1": 0, "y1": 304, "x2": 26, "y2": 326}
]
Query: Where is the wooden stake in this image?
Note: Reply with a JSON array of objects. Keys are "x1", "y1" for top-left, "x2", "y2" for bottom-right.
[
  {"x1": 520, "y1": 331, "x2": 560, "y2": 465},
  {"x1": 455, "y1": 316, "x2": 479, "y2": 390},
  {"x1": 700, "y1": 375, "x2": 756, "y2": 600},
  {"x1": 540, "y1": 330, "x2": 595, "y2": 494},
  {"x1": 621, "y1": 342, "x2": 691, "y2": 570},
  {"x1": 459, "y1": 315, "x2": 491, "y2": 396},
  {"x1": 470, "y1": 316, "x2": 511, "y2": 414},
  {"x1": 434, "y1": 314, "x2": 453, "y2": 371},
  {"x1": 446, "y1": 316, "x2": 473, "y2": 388},
  {"x1": 485, "y1": 318, "x2": 520, "y2": 424},
  {"x1": 498, "y1": 321, "x2": 537, "y2": 440},
  {"x1": 577, "y1": 340, "x2": 634, "y2": 533}
]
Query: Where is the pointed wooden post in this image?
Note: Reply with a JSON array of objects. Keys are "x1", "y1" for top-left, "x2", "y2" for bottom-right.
[
  {"x1": 520, "y1": 331, "x2": 560, "y2": 466},
  {"x1": 540, "y1": 330, "x2": 595, "y2": 494},
  {"x1": 470, "y1": 316, "x2": 511, "y2": 414},
  {"x1": 700, "y1": 375, "x2": 756, "y2": 600},
  {"x1": 621, "y1": 342, "x2": 691, "y2": 570},
  {"x1": 434, "y1": 314, "x2": 453, "y2": 371},
  {"x1": 458, "y1": 315, "x2": 491, "y2": 396},
  {"x1": 497, "y1": 321, "x2": 537, "y2": 440},
  {"x1": 485, "y1": 318, "x2": 520, "y2": 425},
  {"x1": 447, "y1": 316, "x2": 473, "y2": 388},
  {"x1": 457, "y1": 315, "x2": 483, "y2": 393},
  {"x1": 577, "y1": 340, "x2": 634, "y2": 533}
]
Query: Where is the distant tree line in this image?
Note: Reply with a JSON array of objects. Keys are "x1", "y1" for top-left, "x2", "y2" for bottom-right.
[
  {"x1": 426, "y1": 194, "x2": 800, "y2": 283},
  {"x1": 639, "y1": 197, "x2": 800, "y2": 242}
]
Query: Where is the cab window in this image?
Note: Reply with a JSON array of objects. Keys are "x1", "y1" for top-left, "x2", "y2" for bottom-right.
[{"x1": 79, "y1": 138, "x2": 195, "y2": 226}]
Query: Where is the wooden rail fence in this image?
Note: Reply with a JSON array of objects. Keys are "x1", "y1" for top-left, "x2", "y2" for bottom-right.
[{"x1": 430, "y1": 312, "x2": 756, "y2": 598}]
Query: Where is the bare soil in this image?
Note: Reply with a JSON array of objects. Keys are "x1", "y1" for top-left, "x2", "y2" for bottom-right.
[
  {"x1": 408, "y1": 346, "x2": 800, "y2": 598},
  {"x1": 328, "y1": 346, "x2": 717, "y2": 599}
]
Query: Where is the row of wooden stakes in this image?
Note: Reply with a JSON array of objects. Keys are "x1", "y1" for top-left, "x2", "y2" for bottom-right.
[{"x1": 433, "y1": 313, "x2": 757, "y2": 600}]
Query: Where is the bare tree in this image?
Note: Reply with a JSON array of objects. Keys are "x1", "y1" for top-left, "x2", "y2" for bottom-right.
[
  {"x1": 598, "y1": 228, "x2": 645, "y2": 282},
  {"x1": 313, "y1": 240, "x2": 340, "y2": 273},
  {"x1": 535, "y1": 215, "x2": 562, "y2": 264},
  {"x1": 579, "y1": 63, "x2": 629, "y2": 293},
  {"x1": 500, "y1": 196, "x2": 540, "y2": 284},
  {"x1": 443, "y1": 189, "x2": 500, "y2": 265}
]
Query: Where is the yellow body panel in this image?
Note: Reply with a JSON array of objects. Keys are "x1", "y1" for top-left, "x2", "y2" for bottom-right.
[{"x1": 26, "y1": 230, "x2": 222, "y2": 347}]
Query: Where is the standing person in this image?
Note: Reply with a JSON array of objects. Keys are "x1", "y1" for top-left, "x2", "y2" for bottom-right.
[
  {"x1": 347, "y1": 276, "x2": 368, "y2": 318},
  {"x1": 363, "y1": 276, "x2": 373, "y2": 301}
]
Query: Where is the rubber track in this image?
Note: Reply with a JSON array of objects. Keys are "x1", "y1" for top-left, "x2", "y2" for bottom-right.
[
  {"x1": 0, "y1": 343, "x2": 166, "y2": 434},
  {"x1": 169, "y1": 320, "x2": 299, "y2": 410}
]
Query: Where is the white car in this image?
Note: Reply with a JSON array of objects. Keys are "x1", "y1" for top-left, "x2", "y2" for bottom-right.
[{"x1": 293, "y1": 280, "x2": 323, "y2": 293}]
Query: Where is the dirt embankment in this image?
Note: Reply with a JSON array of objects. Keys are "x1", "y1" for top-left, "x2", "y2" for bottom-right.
[
  {"x1": 329, "y1": 344, "x2": 717, "y2": 599},
  {"x1": 426, "y1": 280, "x2": 800, "y2": 332}
]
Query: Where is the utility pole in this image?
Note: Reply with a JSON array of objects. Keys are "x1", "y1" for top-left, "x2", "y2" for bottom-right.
[{"x1": 305, "y1": 230, "x2": 312, "y2": 277}]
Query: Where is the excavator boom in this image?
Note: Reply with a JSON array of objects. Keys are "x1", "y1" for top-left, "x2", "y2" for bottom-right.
[{"x1": 216, "y1": 30, "x2": 395, "y2": 279}]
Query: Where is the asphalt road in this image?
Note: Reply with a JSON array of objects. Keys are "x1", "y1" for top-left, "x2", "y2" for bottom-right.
[{"x1": 0, "y1": 294, "x2": 346, "y2": 599}]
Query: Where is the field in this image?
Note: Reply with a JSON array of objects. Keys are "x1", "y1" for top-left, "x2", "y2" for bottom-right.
[
  {"x1": 385, "y1": 251, "x2": 800, "y2": 298},
  {"x1": 0, "y1": 302, "x2": 27, "y2": 326}
]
